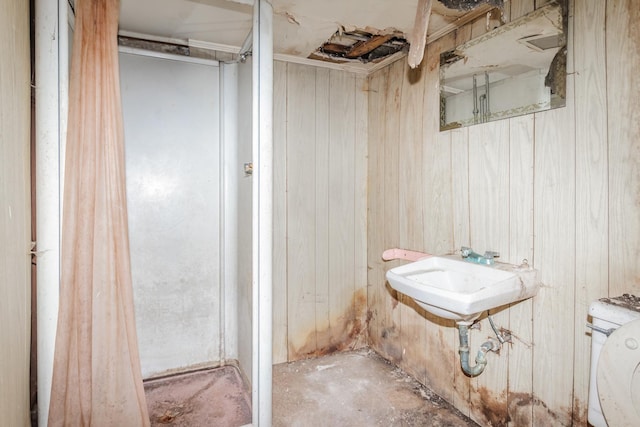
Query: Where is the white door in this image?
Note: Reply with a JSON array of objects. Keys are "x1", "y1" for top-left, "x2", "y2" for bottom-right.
[{"x1": 119, "y1": 51, "x2": 221, "y2": 378}]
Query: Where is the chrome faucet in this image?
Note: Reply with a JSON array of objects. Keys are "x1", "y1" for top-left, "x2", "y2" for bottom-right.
[{"x1": 461, "y1": 247, "x2": 500, "y2": 265}]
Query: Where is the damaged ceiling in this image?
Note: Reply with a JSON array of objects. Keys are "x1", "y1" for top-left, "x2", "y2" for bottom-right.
[
  {"x1": 118, "y1": 0, "x2": 503, "y2": 71},
  {"x1": 310, "y1": 28, "x2": 408, "y2": 64}
]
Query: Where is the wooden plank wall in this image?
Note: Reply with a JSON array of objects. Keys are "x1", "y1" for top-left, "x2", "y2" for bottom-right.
[
  {"x1": 367, "y1": 0, "x2": 640, "y2": 426},
  {"x1": 0, "y1": 0, "x2": 31, "y2": 425},
  {"x1": 272, "y1": 61, "x2": 369, "y2": 364}
]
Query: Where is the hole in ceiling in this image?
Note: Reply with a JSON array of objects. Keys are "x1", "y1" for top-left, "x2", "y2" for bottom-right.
[
  {"x1": 438, "y1": 0, "x2": 503, "y2": 11},
  {"x1": 309, "y1": 28, "x2": 408, "y2": 64}
]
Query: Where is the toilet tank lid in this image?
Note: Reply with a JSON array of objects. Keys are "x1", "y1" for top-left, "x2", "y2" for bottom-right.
[{"x1": 590, "y1": 294, "x2": 640, "y2": 324}]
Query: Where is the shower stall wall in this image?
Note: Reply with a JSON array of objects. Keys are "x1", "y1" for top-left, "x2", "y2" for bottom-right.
[
  {"x1": 118, "y1": 48, "x2": 254, "y2": 379},
  {"x1": 119, "y1": 49, "x2": 225, "y2": 378}
]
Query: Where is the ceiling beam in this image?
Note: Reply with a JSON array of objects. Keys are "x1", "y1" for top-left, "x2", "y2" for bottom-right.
[
  {"x1": 344, "y1": 34, "x2": 395, "y2": 59},
  {"x1": 407, "y1": 0, "x2": 433, "y2": 68}
]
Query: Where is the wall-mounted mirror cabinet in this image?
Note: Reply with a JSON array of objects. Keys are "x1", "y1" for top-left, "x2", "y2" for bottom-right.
[{"x1": 439, "y1": 1, "x2": 567, "y2": 130}]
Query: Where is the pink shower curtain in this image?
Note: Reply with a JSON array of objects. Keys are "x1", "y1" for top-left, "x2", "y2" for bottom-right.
[{"x1": 48, "y1": 0, "x2": 150, "y2": 425}]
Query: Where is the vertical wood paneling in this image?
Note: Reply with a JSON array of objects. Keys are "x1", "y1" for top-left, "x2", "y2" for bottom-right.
[
  {"x1": 428, "y1": 130, "x2": 458, "y2": 401},
  {"x1": 421, "y1": 34, "x2": 457, "y2": 404},
  {"x1": 398, "y1": 66, "x2": 426, "y2": 251},
  {"x1": 422, "y1": 35, "x2": 455, "y2": 259},
  {"x1": 366, "y1": 67, "x2": 389, "y2": 351},
  {"x1": 398, "y1": 59, "x2": 429, "y2": 383},
  {"x1": 468, "y1": 121, "x2": 511, "y2": 426},
  {"x1": 606, "y1": 1, "x2": 640, "y2": 297},
  {"x1": 272, "y1": 61, "x2": 288, "y2": 364},
  {"x1": 381, "y1": 59, "x2": 405, "y2": 364},
  {"x1": 532, "y1": 1, "x2": 576, "y2": 422},
  {"x1": 286, "y1": 64, "x2": 318, "y2": 356},
  {"x1": 468, "y1": 121, "x2": 510, "y2": 252},
  {"x1": 420, "y1": 130, "x2": 456, "y2": 401},
  {"x1": 507, "y1": 114, "x2": 535, "y2": 427},
  {"x1": 328, "y1": 70, "x2": 357, "y2": 346},
  {"x1": 573, "y1": 1, "x2": 608, "y2": 423},
  {"x1": 314, "y1": 69, "x2": 331, "y2": 334},
  {"x1": 451, "y1": 128, "x2": 470, "y2": 252},
  {"x1": 532, "y1": 84, "x2": 576, "y2": 426},
  {"x1": 507, "y1": 115, "x2": 535, "y2": 267},
  {"x1": 450, "y1": 127, "x2": 471, "y2": 417},
  {"x1": 0, "y1": 0, "x2": 31, "y2": 424},
  {"x1": 272, "y1": 61, "x2": 367, "y2": 362},
  {"x1": 354, "y1": 75, "x2": 369, "y2": 347}
]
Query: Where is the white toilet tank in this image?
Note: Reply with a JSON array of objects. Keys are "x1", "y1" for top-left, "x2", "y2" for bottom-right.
[{"x1": 588, "y1": 294, "x2": 640, "y2": 427}]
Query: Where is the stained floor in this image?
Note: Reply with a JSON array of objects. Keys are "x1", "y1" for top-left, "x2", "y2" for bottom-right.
[
  {"x1": 144, "y1": 365, "x2": 252, "y2": 426},
  {"x1": 273, "y1": 348, "x2": 479, "y2": 427},
  {"x1": 144, "y1": 349, "x2": 478, "y2": 426}
]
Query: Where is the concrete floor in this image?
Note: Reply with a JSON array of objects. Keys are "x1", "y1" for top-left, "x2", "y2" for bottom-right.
[
  {"x1": 144, "y1": 348, "x2": 478, "y2": 426},
  {"x1": 273, "y1": 348, "x2": 478, "y2": 427}
]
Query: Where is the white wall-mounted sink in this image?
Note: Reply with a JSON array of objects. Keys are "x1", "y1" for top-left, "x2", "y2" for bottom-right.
[{"x1": 386, "y1": 256, "x2": 539, "y2": 323}]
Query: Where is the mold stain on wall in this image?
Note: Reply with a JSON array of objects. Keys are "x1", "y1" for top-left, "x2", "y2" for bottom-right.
[
  {"x1": 475, "y1": 386, "x2": 509, "y2": 427},
  {"x1": 472, "y1": 387, "x2": 587, "y2": 427},
  {"x1": 288, "y1": 289, "x2": 369, "y2": 360},
  {"x1": 509, "y1": 391, "x2": 581, "y2": 426},
  {"x1": 379, "y1": 325, "x2": 404, "y2": 364}
]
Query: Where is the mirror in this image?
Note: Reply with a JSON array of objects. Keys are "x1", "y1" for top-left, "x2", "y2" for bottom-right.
[{"x1": 439, "y1": 1, "x2": 567, "y2": 130}]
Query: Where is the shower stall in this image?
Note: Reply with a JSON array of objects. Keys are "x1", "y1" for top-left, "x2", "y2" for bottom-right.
[{"x1": 35, "y1": 0, "x2": 273, "y2": 424}]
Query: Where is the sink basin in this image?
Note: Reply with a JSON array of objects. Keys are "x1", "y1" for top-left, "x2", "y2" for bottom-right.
[{"x1": 386, "y1": 256, "x2": 539, "y2": 323}]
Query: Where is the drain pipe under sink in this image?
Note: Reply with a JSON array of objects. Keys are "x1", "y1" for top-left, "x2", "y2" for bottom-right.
[{"x1": 457, "y1": 323, "x2": 501, "y2": 377}]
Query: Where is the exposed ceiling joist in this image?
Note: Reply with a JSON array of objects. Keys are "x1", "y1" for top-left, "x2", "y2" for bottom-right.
[{"x1": 345, "y1": 33, "x2": 395, "y2": 58}]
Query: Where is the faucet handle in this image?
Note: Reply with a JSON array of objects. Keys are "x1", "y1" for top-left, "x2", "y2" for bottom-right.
[
  {"x1": 461, "y1": 247, "x2": 472, "y2": 257},
  {"x1": 484, "y1": 250, "x2": 500, "y2": 259}
]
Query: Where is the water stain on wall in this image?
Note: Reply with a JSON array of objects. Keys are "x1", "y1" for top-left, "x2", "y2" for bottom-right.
[
  {"x1": 475, "y1": 386, "x2": 510, "y2": 426},
  {"x1": 572, "y1": 398, "x2": 587, "y2": 425},
  {"x1": 507, "y1": 391, "x2": 586, "y2": 427},
  {"x1": 379, "y1": 325, "x2": 404, "y2": 364},
  {"x1": 288, "y1": 288, "x2": 369, "y2": 360}
]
